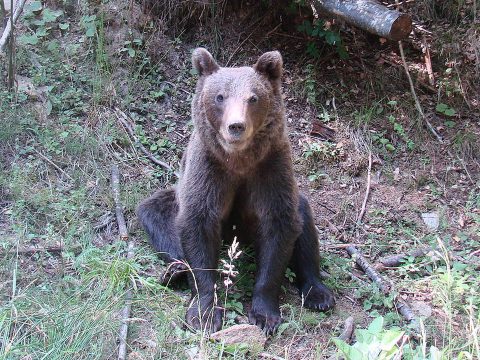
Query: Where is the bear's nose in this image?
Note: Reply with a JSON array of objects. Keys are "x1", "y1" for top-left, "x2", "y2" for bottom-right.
[{"x1": 228, "y1": 123, "x2": 246, "y2": 137}]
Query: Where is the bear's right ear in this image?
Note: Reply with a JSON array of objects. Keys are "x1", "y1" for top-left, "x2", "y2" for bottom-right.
[{"x1": 192, "y1": 48, "x2": 219, "y2": 76}]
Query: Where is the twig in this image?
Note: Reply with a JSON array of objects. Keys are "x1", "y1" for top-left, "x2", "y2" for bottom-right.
[
  {"x1": 357, "y1": 151, "x2": 372, "y2": 225},
  {"x1": 0, "y1": 0, "x2": 27, "y2": 53},
  {"x1": 345, "y1": 246, "x2": 390, "y2": 294},
  {"x1": 1, "y1": 244, "x2": 82, "y2": 255},
  {"x1": 33, "y1": 148, "x2": 74, "y2": 181},
  {"x1": 114, "y1": 108, "x2": 179, "y2": 178},
  {"x1": 374, "y1": 246, "x2": 432, "y2": 272},
  {"x1": 398, "y1": 39, "x2": 443, "y2": 142},
  {"x1": 338, "y1": 316, "x2": 355, "y2": 342},
  {"x1": 111, "y1": 165, "x2": 134, "y2": 360}
]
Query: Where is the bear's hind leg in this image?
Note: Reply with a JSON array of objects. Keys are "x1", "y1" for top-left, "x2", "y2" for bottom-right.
[
  {"x1": 291, "y1": 194, "x2": 335, "y2": 311},
  {"x1": 137, "y1": 188, "x2": 186, "y2": 284}
]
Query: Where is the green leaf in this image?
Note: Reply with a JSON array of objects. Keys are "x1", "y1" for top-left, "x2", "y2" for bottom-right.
[
  {"x1": 128, "y1": 48, "x2": 136, "y2": 58},
  {"x1": 385, "y1": 144, "x2": 395, "y2": 152},
  {"x1": 42, "y1": 8, "x2": 62, "y2": 23},
  {"x1": 85, "y1": 26, "x2": 96, "y2": 37},
  {"x1": 444, "y1": 108, "x2": 456, "y2": 116},
  {"x1": 47, "y1": 40, "x2": 59, "y2": 52},
  {"x1": 36, "y1": 27, "x2": 48, "y2": 37},
  {"x1": 368, "y1": 316, "x2": 384, "y2": 334},
  {"x1": 59, "y1": 23, "x2": 69, "y2": 30},
  {"x1": 325, "y1": 31, "x2": 340, "y2": 45},
  {"x1": 379, "y1": 329, "x2": 404, "y2": 350},
  {"x1": 18, "y1": 34, "x2": 39, "y2": 45},
  {"x1": 276, "y1": 322, "x2": 290, "y2": 336},
  {"x1": 435, "y1": 103, "x2": 448, "y2": 113},
  {"x1": 25, "y1": 1, "x2": 43, "y2": 13},
  {"x1": 333, "y1": 338, "x2": 366, "y2": 360},
  {"x1": 445, "y1": 120, "x2": 456, "y2": 128}
]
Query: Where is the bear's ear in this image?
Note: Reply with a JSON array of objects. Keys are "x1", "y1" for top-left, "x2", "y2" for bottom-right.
[
  {"x1": 254, "y1": 51, "x2": 283, "y2": 81},
  {"x1": 192, "y1": 48, "x2": 219, "y2": 76}
]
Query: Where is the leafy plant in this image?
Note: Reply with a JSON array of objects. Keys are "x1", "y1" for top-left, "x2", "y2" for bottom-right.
[
  {"x1": 388, "y1": 115, "x2": 415, "y2": 151},
  {"x1": 334, "y1": 317, "x2": 405, "y2": 360},
  {"x1": 304, "y1": 64, "x2": 317, "y2": 106},
  {"x1": 436, "y1": 103, "x2": 456, "y2": 117},
  {"x1": 302, "y1": 140, "x2": 342, "y2": 163},
  {"x1": 18, "y1": 1, "x2": 63, "y2": 45},
  {"x1": 371, "y1": 131, "x2": 395, "y2": 152},
  {"x1": 81, "y1": 14, "x2": 97, "y2": 38},
  {"x1": 297, "y1": 19, "x2": 347, "y2": 59}
]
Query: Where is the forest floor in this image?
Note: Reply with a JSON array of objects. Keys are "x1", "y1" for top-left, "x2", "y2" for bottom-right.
[{"x1": 0, "y1": 0, "x2": 479, "y2": 359}]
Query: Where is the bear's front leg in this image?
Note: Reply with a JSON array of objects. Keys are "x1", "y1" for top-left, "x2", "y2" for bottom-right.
[
  {"x1": 176, "y1": 151, "x2": 237, "y2": 333},
  {"x1": 248, "y1": 156, "x2": 302, "y2": 335},
  {"x1": 177, "y1": 210, "x2": 224, "y2": 332}
]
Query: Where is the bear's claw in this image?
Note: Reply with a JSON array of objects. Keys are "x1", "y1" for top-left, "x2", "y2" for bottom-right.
[{"x1": 301, "y1": 281, "x2": 335, "y2": 312}]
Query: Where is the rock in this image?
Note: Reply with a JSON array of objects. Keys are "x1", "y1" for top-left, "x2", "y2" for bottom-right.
[
  {"x1": 411, "y1": 301, "x2": 432, "y2": 318},
  {"x1": 210, "y1": 324, "x2": 266, "y2": 350},
  {"x1": 421, "y1": 212, "x2": 439, "y2": 231}
]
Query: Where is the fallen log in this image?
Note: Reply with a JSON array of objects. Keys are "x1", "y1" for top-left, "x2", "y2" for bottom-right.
[{"x1": 311, "y1": 0, "x2": 412, "y2": 41}]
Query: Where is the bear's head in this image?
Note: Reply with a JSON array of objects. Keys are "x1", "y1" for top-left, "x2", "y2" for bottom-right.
[{"x1": 192, "y1": 48, "x2": 284, "y2": 154}]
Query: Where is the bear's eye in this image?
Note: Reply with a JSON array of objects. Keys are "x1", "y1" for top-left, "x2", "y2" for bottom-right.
[
  {"x1": 248, "y1": 95, "x2": 258, "y2": 104},
  {"x1": 216, "y1": 94, "x2": 224, "y2": 103}
]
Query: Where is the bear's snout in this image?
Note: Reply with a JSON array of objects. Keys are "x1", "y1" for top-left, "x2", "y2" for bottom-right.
[{"x1": 228, "y1": 122, "x2": 246, "y2": 137}]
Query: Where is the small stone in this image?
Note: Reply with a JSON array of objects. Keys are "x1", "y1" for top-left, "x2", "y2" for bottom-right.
[
  {"x1": 210, "y1": 324, "x2": 266, "y2": 350},
  {"x1": 421, "y1": 212, "x2": 439, "y2": 231}
]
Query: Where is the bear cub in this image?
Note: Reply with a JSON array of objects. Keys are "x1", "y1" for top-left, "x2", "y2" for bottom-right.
[{"x1": 138, "y1": 48, "x2": 335, "y2": 334}]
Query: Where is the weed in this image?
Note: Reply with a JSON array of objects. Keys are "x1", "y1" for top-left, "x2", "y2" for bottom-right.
[{"x1": 302, "y1": 140, "x2": 343, "y2": 164}]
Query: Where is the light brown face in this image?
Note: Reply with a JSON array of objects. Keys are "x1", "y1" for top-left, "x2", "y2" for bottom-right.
[
  {"x1": 192, "y1": 48, "x2": 283, "y2": 154},
  {"x1": 202, "y1": 68, "x2": 270, "y2": 153}
]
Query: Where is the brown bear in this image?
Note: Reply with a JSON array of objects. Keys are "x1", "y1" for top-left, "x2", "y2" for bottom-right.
[{"x1": 137, "y1": 48, "x2": 335, "y2": 334}]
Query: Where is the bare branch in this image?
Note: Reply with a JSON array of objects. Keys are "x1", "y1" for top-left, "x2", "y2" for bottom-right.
[
  {"x1": 357, "y1": 151, "x2": 372, "y2": 225},
  {"x1": 111, "y1": 165, "x2": 135, "y2": 360}
]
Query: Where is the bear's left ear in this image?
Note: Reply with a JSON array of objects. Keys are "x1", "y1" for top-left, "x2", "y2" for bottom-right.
[
  {"x1": 192, "y1": 48, "x2": 220, "y2": 76},
  {"x1": 254, "y1": 51, "x2": 283, "y2": 81}
]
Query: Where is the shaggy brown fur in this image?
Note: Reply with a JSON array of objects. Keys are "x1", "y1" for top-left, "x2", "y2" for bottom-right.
[{"x1": 138, "y1": 48, "x2": 335, "y2": 334}]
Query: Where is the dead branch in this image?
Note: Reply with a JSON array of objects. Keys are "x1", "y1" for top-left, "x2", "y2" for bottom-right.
[
  {"x1": 114, "y1": 108, "x2": 179, "y2": 178},
  {"x1": 111, "y1": 165, "x2": 135, "y2": 360},
  {"x1": 346, "y1": 245, "x2": 390, "y2": 294},
  {"x1": 374, "y1": 247, "x2": 432, "y2": 272},
  {"x1": 357, "y1": 151, "x2": 372, "y2": 225},
  {"x1": 1, "y1": 244, "x2": 83, "y2": 255},
  {"x1": 0, "y1": 0, "x2": 27, "y2": 53},
  {"x1": 398, "y1": 40, "x2": 443, "y2": 142},
  {"x1": 338, "y1": 316, "x2": 355, "y2": 343},
  {"x1": 33, "y1": 148, "x2": 74, "y2": 181}
]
